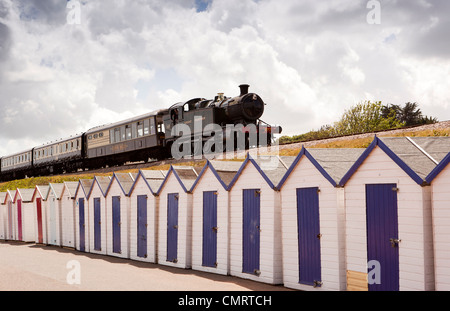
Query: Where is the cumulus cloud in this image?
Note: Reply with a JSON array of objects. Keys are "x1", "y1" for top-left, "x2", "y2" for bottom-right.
[{"x1": 0, "y1": 0, "x2": 449, "y2": 157}]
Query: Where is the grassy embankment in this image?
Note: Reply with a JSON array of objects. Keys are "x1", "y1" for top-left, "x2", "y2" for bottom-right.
[{"x1": 1, "y1": 128, "x2": 448, "y2": 191}]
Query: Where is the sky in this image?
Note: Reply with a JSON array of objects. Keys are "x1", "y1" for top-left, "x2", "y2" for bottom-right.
[{"x1": 0, "y1": 0, "x2": 449, "y2": 156}]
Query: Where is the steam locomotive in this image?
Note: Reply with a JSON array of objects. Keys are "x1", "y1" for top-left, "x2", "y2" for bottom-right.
[{"x1": 0, "y1": 85, "x2": 281, "y2": 182}]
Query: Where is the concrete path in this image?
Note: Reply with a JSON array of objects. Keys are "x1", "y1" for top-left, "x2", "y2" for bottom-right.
[{"x1": 0, "y1": 241, "x2": 291, "y2": 291}]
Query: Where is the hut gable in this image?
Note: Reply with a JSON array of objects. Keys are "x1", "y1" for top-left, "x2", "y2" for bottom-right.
[
  {"x1": 87, "y1": 176, "x2": 111, "y2": 199},
  {"x1": 106, "y1": 172, "x2": 137, "y2": 197},
  {"x1": 339, "y1": 136, "x2": 449, "y2": 187},
  {"x1": 157, "y1": 166, "x2": 201, "y2": 194},
  {"x1": 14, "y1": 188, "x2": 35, "y2": 203}
]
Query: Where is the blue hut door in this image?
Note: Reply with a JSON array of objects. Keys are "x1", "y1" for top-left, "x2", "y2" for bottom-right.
[
  {"x1": 297, "y1": 187, "x2": 322, "y2": 287},
  {"x1": 94, "y1": 198, "x2": 101, "y2": 251},
  {"x1": 112, "y1": 196, "x2": 121, "y2": 254},
  {"x1": 78, "y1": 198, "x2": 85, "y2": 252},
  {"x1": 167, "y1": 193, "x2": 179, "y2": 262},
  {"x1": 242, "y1": 189, "x2": 260, "y2": 275},
  {"x1": 137, "y1": 195, "x2": 148, "y2": 258},
  {"x1": 202, "y1": 191, "x2": 218, "y2": 268},
  {"x1": 366, "y1": 184, "x2": 400, "y2": 291}
]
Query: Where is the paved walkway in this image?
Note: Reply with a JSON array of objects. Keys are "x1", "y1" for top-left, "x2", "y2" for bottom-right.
[{"x1": 0, "y1": 241, "x2": 290, "y2": 291}]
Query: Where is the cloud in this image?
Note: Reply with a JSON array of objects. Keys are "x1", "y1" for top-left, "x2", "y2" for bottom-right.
[{"x1": 0, "y1": 0, "x2": 449, "y2": 157}]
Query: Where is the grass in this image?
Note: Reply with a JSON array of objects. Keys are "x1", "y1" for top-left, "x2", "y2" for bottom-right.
[{"x1": 1, "y1": 127, "x2": 448, "y2": 192}]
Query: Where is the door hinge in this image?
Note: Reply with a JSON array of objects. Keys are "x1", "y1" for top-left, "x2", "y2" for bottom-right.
[
  {"x1": 392, "y1": 187, "x2": 399, "y2": 192},
  {"x1": 254, "y1": 190, "x2": 261, "y2": 197},
  {"x1": 313, "y1": 280, "x2": 323, "y2": 288},
  {"x1": 317, "y1": 233, "x2": 322, "y2": 239}
]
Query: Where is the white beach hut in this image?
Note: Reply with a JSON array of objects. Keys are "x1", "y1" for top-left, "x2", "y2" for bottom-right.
[
  {"x1": 156, "y1": 166, "x2": 201, "y2": 269},
  {"x1": 87, "y1": 175, "x2": 111, "y2": 255},
  {"x1": 190, "y1": 160, "x2": 242, "y2": 276},
  {"x1": 425, "y1": 148, "x2": 450, "y2": 290},
  {"x1": 4, "y1": 190, "x2": 16, "y2": 240},
  {"x1": 277, "y1": 147, "x2": 365, "y2": 291},
  {"x1": 339, "y1": 136, "x2": 450, "y2": 291},
  {"x1": 74, "y1": 179, "x2": 94, "y2": 253},
  {"x1": 128, "y1": 169, "x2": 166, "y2": 263},
  {"x1": 46, "y1": 183, "x2": 64, "y2": 246},
  {"x1": 0, "y1": 192, "x2": 7, "y2": 240},
  {"x1": 60, "y1": 181, "x2": 79, "y2": 248},
  {"x1": 14, "y1": 188, "x2": 36, "y2": 242},
  {"x1": 226, "y1": 154, "x2": 294, "y2": 285},
  {"x1": 105, "y1": 172, "x2": 137, "y2": 259},
  {"x1": 32, "y1": 185, "x2": 49, "y2": 245}
]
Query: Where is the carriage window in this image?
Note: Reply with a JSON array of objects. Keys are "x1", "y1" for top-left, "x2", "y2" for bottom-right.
[
  {"x1": 126, "y1": 125, "x2": 132, "y2": 140},
  {"x1": 121, "y1": 126, "x2": 126, "y2": 141},
  {"x1": 137, "y1": 121, "x2": 143, "y2": 137},
  {"x1": 150, "y1": 118, "x2": 156, "y2": 135},
  {"x1": 131, "y1": 122, "x2": 137, "y2": 139},
  {"x1": 110, "y1": 129, "x2": 115, "y2": 143},
  {"x1": 114, "y1": 128, "x2": 121, "y2": 142},
  {"x1": 143, "y1": 119, "x2": 149, "y2": 135},
  {"x1": 99, "y1": 132, "x2": 103, "y2": 138}
]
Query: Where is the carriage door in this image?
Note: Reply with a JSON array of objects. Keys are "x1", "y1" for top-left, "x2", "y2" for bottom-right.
[
  {"x1": 297, "y1": 187, "x2": 322, "y2": 287},
  {"x1": 366, "y1": 184, "x2": 400, "y2": 291},
  {"x1": 242, "y1": 189, "x2": 261, "y2": 275},
  {"x1": 167, "y1": 193, "x2": 179, "y2": 263},
  {"x1": 112, "y1": 196, "x2": 121, "y2": 254},
  {"x1": 137, "y1": 195, "x2": 148, "y2": 258},
  {"x1": 94, "y1": 198, "x2": 101, "y2": 251},
  {"x1": 78, "y1": 198, "x2": 86, "y2": 252},
  {"x1": 36, "y1": 198, "x2": 43, "y2": 244},
  {"x1": 17, "y1": 199, "x2": 23, "y2": 241},
  {"x1": 202, "y1": 191, "x2": 218, "y2": 268}
]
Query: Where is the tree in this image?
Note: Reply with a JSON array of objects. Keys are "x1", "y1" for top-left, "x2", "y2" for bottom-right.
[
  {"x1": 333, "y1": 101, "x2": 403, "y2": 136},
  {"x1": 398, "y1": 102, "x2": 422, "y2": 126}
]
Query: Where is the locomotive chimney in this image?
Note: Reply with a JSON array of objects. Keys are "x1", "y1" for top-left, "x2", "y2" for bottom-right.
[{"x1": 239, "y1": 84, "x2": 249, "y2": 96}]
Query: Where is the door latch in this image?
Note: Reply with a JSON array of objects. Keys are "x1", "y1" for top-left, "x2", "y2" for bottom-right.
[{"x1": 390, "y1": 238, "x2": 401, "y2": 247}]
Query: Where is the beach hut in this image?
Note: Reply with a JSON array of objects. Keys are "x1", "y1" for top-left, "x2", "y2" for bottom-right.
[
  {"x1": 87, "y1": 176, "x2": 111, "y2": 255},
  {"x1": 339, "y1": 136, "x2": 450, "y2": 291},
  {"x1": 60, "y1": 182, "x2": 79, "y2": 248},
  {"x1": 32, "y1": 185, "x2": 49, "y2": 245},
  {"x1": 105, "y1": 172, "x2": 137, "y2": 258},
  {"x1": 0, "y1": 192, "x2": 6, "y2": 240},
  {"x1": 156, "y1": 166, "x2": 201, "y2": 269},
  {"x1": 426, "y1": 150, "x2": 450, "y2": 290},
  {"x1": 128, "y1": 169, "x2": 166, "y2": 263},
  {"x1": 277, "y1": 147, "x2": 365, "y2": 291},
  {"x1": 74, "y1": 179, "x2": 94, "y2": 252},
  {"x1": 46, "y1": 183, "x2": 64, "y2": 246},
  {"x1": 4, "y1": 190, "x2": 16, "y2": 240},
  {"x1": 190, "y1": 160, "x2": 242, "y2": 275},
  {"x1": 226, "y1": 154, "x2": 294, "y2": 285},
  {"x1": 14, "y1": 189, "x2": 36, "y2": 242}
]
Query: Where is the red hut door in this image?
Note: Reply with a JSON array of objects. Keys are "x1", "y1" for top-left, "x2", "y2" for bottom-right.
[{"x1": 36, "y1": 198, "x2": 43, "y2": 244}]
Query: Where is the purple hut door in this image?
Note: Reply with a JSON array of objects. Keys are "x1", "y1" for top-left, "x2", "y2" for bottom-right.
[
  {"x1": 242, "y1": 189, "x2": 260, "y2": 275},
  {"x1": 137, "y1": 195, "x2": 148, "y2": 258},
  {"x1": 167, "y1": 193, "x2": 179, "y2": 262},
  {"x1": 112, "y1": 196, "x2": 121, "y2": 254},
  {"x1": 17, "y1": 200, "x2": 23, "y2": 241},
  {"x1": 366, "y1": 184, "x2": 399, "y2": 291},
  {"x1": 78, "y1": 198, "x2": 85, "y2": 252},
  {"x1": 94, "y1": 198, "x2": 101, "y2": 251},
  {"x1": 202, "y1": 191, "x2": 218, "y2": 268}
]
